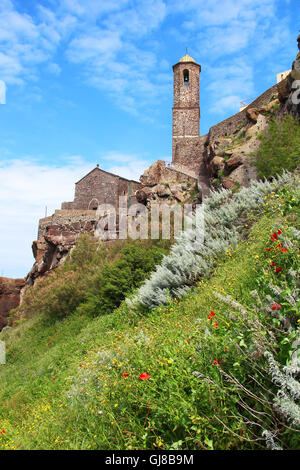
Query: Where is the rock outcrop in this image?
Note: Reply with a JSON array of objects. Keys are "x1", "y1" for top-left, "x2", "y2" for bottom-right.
[
  {"x1": 204, "y1": 101, "x2": 275, "y2": 190},
  {"x1": 136, "y1": 160, "x2": 200, "y2": 207},
  {"x1": 0, "y1": 277, "x2": 25, "y2": 331},
  {"x1": 27, "y1": 210, "x2": 98, "y2": 285}
]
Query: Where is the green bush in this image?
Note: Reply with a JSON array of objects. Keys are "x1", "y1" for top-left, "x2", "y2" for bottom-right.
[
  {"x1": 254, "y1": 114, "x2": 300, "y2": 179},
  {"x1": 78, "y1": 241, "x2": 169, "y2": 317},
  {"x1": 13, "y1": 236, "x2": 169, "y2": 321}
]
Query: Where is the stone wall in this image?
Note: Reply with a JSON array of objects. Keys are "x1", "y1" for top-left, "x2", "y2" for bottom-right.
[
  {"x1": 61, "y1": 167, "x2": 141, "y2": 212},
  {"x1": 209, "y1": 84, "x2": 278, "y2": 141}
]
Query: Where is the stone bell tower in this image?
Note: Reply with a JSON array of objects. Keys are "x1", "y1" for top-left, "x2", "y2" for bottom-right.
[{"x1": 172, "y1": 54, "x2": 201, "y2": 175}]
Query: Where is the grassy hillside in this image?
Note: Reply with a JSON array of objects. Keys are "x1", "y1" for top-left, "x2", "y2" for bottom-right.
[{"x1": 0, "y1": 177, "x2": 299, "y2": 450}]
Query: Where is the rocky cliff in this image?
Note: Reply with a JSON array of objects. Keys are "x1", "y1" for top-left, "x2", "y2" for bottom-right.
[
  {"x1": 136, "y1": 160, "x2": 201, "y2": 207},
  {"x1": 26, "y1": 210, "x2": 99, "y2": 286},
  {"x1": 0, "y1": 277, "x2": 25, "y2": 331}
]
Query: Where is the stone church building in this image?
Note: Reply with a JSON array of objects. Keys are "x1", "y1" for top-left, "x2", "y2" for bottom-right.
[
  {"x1": 60, "y1": 52, "x2": 211, "y2": 209},
  {"x1": 61, "y1": 165, "x2": 141, "y2": 211}
]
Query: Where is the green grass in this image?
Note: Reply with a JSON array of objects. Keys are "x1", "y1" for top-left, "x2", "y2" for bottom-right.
[{"x1": 0, "y1": 189, "x2": 299, "y2": 450}]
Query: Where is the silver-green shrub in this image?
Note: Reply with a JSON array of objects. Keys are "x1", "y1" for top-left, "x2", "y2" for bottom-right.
[{"x1": 127, "y1": 172, "x2": 295, "y2": 311}]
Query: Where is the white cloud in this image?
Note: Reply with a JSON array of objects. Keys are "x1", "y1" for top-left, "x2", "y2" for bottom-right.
[
  {"x1": 205, "y1": 58, "x2": 255, "y2": 114},
  {"x1": 47, "y1": 63, "x2": 61, "y2": 75},
  {"x1": 0, "y1": 158, "x2": 92, "y2": 278},
  {"x1": 101, "y1": 151, "x2": 151, "y2": 180},
  {"x1": 0, "y1": 0, "x2": 294, "y2": 117},
  {"x1": 0, "y1": 154, "x2": 152, "y2": 277}
]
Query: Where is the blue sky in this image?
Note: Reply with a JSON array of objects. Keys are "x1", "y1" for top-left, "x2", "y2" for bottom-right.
[{"x1": 0, "y1": 0, "x2": 299, "y2": 278}]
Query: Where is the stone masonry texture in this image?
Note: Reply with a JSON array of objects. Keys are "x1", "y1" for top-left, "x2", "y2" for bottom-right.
[{"x1": 61, "y1": 167, "x2": 141, "y2": 212}]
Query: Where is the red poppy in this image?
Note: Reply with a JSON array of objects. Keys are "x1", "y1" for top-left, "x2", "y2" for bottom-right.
[
  {"x1": 275, "y1": 267, "x2": 282, "y2": 273},
  {"x1": 187, "y1": 338, "x2": 190, "y2": 344},
  {"x1": 1, "y1": 430, "x2": 6, "y2": 435},
  {"x1": 122, "y1": 372, "x2": 129, "y2": 378},
  {"x1": 271, "y1": 262, "x2": 276, "y2": 267},
  {"x1": 213, "y1": 358, "x2": 221, "y2": 365},
  {"x1": 272, "y1": 303, "x2": 282, "y2": 310},
  {"x1": 214, "y1": 322, "x2": 219, "y2": 328},
  {"x1": 277, "y1": 229, "x2": 282, "y2": 235},
  {"x1": 280, "y1": 248, "x2": 288, "y2": 253},
  {"x1": 208, "y1": 310, "x2": 216, "y2": 320},
  {"x1": 271, "y1": 233, "x2": 278, "y2": 241},
  {"x1": 52, "y1": 378, "x2": 56, "y2": 381},
  {"x1": 79, "y1": 364, "x2": 83, "y2": 367},
  {"x1": 139, "y1": 372, "x2": 151, "y2": 380},
  {"x1": 266, "y1": 248, "x2": 271, "y2": 251}
]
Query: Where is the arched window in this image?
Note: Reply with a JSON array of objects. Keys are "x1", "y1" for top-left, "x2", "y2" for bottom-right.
[
  {"x1": 88, "y1": 198, "x2": 100, "y2": 210},
  {"x1": 183, "y1": 69, "x2": 189, "y2": 85}
]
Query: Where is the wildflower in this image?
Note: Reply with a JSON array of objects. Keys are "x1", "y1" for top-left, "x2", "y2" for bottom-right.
[
  {"x1": 213, "y1": 358, "x2": 221, "y2": 365},
  {"x1": 214, "y1": 322, "x2": 219, "y2": 328},
  {"x1": 208, "y1": 310, "x2": 216, "y2": 320},
  {"x1": 52, "y1": 378, "x2": 55, "y2": 381},
  {"x1": 271, "y1": 233, "x2": 278, "y2": 241},
  {"x1": 271, "y1": 304, "x2": 282, "y2": 310},
  {"x1": 122, "y1": 372, "x2": 129, "y2": 378},
  {"x1": 187, "y1": 338, "x2": 190, "y2": 344},
  {"x1": 1, "y1": 430, "x2": 6, "y2": 435},
  {"x1": 139, "y1": 372, "x2": 151, "y2": 380},
  {"x1": 266, "y1": 248, "x2": 271, "y2": 252},
  {"x1": 275, "y1": 267, "x2": 282, "y2": 273},
  {"x1": 271, "y1": 262, "x2": 276, "y2": 267},
  {"x1": 280, "y1": 247, "x2": 288, "y2": 253}
]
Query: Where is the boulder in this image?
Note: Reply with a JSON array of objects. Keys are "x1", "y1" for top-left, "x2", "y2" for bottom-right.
[
  {"x1": 222, "y1": 178, "x2": 235, "y2": 190},
  {"x1": 209, "y1": 156, "x2": 225, "y2": 176},
  {"x1": 246, "y1": 107, "x2": 260, "y2": 123},
  {"x1": 259, "y1": 98, "x2": 280, "y2": 113},
  {"x1": 156, "y1": 184, "x2": 172, "y2": 197},
  {"x1": 225, "y1": 155, "x2": 244, "y2": 172},
  {"x1": 136, "y1": 188, "x2": 152, "y2": 204},
  {"x1": 278, "y1": 78, "x2": 290, "y2": 103}
]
